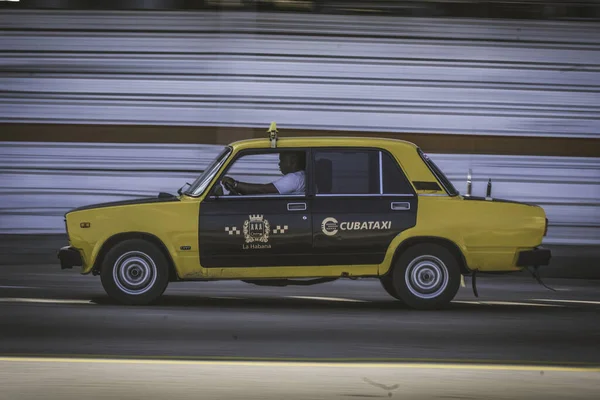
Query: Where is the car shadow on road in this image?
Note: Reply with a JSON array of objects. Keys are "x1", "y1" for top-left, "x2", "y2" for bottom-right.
[{"x1": 88, "y1": 294, "x2": 591, "y2": 314}]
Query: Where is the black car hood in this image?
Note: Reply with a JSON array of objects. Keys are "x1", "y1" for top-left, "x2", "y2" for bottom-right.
[{"x1": 66, "y1": 193, "x2": 179, "y2": 214}]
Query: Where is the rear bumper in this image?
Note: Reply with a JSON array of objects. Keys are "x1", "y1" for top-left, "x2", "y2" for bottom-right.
[
  {"x1": 57, "y1": 246, "x2": 83, "y2": 269},
  {"x1": 516, "y1": 247, "x2": 551, "y2": 267}
]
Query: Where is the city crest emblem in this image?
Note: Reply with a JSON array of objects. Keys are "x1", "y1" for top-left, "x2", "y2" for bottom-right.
[{"x1": 243, "y1": 215, "x2": 270, "y2": 244}]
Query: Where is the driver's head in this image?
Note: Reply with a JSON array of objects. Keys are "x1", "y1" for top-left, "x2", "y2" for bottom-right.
[{"x1": 279, "y1": 151, "x2": 305, "y2": 175}]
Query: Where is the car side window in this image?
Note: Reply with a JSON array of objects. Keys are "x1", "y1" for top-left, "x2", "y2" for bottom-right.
[
  {"x1": 226, "y1": 153, "x2": 282, "y2": 185},
  {"x1": 381, "y1": 151, "x2": 414, "y2": 194},
  {"x1": 313, "y1": 150, "x2": 379, "y2": 195},
  {"x1": 210, "y1": 150, "x2": 308, "y2": 197}
]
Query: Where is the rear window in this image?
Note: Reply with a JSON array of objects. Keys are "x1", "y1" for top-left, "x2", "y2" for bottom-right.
[{"x1": 417, "y1": 149, "x2": 459, "y2": 196}]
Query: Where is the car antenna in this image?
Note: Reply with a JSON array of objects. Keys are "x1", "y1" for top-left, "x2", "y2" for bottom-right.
[
  {"x1": 268, "y1": 121, "x2": 278, "y2": 148},
  {"x1": 466, "y1": 168, "x2": 472, "y2": 197},
  {"x1": 486, "y1": 178, "x2": 492, "y2": 200}
]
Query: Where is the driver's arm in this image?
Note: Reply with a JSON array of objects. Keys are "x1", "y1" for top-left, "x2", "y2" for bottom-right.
[{"x1": 223, "y1": 176, "x2": 279, "y2": 195}]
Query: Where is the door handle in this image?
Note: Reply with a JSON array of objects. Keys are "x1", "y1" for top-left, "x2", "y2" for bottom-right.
[
  {"x1": 391, "y1": 202, "x2": 410, "y2": 211},
  {"x1": 287, "y1": 202, "x2": 307, "y2": 211}
]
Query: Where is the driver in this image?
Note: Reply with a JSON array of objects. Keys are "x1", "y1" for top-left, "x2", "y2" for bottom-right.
[{"x1": 219, "y1": 151, "x2": 306, "y2": 195}]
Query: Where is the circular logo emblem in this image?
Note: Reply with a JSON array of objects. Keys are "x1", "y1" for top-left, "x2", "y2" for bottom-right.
[{"x1": 321, "y1": 217, "x2": 339, "y2": 236}]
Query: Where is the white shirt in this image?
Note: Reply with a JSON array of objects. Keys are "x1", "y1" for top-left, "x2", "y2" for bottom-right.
[{"x1": 273, "y1": 170, "x2": 305, "y2": 195}]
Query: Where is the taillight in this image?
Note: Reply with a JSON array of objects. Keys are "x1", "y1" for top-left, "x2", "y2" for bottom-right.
[{"x1": 543, "y1": 218, "x2": 548, "y2": 236}]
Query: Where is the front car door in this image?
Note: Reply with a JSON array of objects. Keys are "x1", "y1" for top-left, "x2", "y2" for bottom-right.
[
  {"x1": 199, "y1": 149, "x2": 313, "y2": 268},
  {"x1": 310, "y1": 147, "x2": 418, "y2": 265}
]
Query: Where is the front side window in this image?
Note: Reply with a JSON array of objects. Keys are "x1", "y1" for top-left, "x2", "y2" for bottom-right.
[
  {"x1": 313, "y1": 150, "x2": 379, "y2": 195},
  {"x1": 210, "y1": 150, "x2": 307, "y2": 197},
  {"x1": 185, "y1": 146, "x2": 232, "y2": 197}
]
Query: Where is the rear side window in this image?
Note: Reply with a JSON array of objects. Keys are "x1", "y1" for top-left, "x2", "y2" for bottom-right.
[
  {"x1": 313, "y1": 150, "x2": 379, "y2": 194},
  {"x1": 381, "y1": 152, "x2": 414, "y2": 194}
]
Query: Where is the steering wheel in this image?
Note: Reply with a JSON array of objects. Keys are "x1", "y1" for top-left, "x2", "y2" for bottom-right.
[{"x1": 222, "y1": 179, "x2": 242, "y2": 196}]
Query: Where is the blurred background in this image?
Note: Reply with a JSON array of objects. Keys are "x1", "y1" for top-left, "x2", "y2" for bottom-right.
[
  {"x1": 1, "y1": 0, "x2": 599, "y2": 276},
  {"x1": 1, "y1": 2, "x2": 600, "y2": 399}
]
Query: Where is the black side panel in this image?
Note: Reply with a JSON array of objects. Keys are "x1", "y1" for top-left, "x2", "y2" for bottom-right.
[
  {"x1": 68, "y1": 196, "x2": 179, "y2": 213},
  {"x1": 311, "y1": 196, "x2": 417, "y2": 265},
  {"x1": 199, "y1": 197, "x2": 313, "y2": 268}
]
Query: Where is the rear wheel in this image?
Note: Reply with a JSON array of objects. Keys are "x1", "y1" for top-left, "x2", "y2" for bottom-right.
[
  {"x1": 390, "y1": 243, "x2": 461, "y2": 310},
  {"x1": 100, "y1": 239, "x2": 170, "y2": 305}
]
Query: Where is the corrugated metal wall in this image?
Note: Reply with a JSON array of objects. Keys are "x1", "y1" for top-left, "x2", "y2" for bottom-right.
[
  {"x1": 1, "y1": 142, "x2": 599, "y2": 245},
  {"x1": 1, "y1": 10, "x2": 599, "y2": 137},
  {"x1": 0, "y1": 10, "x2": 598, "y2": 242}
]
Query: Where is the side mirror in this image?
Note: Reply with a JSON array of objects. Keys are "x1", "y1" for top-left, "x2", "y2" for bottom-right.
[
  {"x1": 210, "y1": 182, "x2": 225, "y2": 198},
  {"x1": 177, "y1": 182, "x2": 191, "y2": 196}
]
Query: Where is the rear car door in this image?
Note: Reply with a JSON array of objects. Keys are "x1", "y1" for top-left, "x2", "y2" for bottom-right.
[{"x1": 311, "y1": 148, "x2": 417, "y2": 265}]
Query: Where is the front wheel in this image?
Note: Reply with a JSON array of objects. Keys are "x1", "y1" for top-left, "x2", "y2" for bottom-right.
[
  {"x1": 100, "y1": 239, "x2": 170, "y2": 305},
  {"x1": 391, "y1": 243, "x2": 461, "y2": 310}
]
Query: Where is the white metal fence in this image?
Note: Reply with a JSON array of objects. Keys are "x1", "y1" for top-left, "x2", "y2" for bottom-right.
[{"x1": 1, "y1": 10, "x2": 599, "y2": 138}]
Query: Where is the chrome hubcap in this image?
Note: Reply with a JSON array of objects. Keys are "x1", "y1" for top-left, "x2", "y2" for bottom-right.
[
  {"x1": 113, "y1": 251, "x2": 157, "y2": 295},
  {"x1": 405, "y1": 255, "x2": 449, "y2": 299}
]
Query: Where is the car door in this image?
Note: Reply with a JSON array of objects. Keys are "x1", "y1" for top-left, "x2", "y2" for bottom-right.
[
  {"x1": 310, "y1": 148, "x2": 418, "y2": 265},
  {"x1": 198, "y1": 150, "x2": 313, "y2": 268}
]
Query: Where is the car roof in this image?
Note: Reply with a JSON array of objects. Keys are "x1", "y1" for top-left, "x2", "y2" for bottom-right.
[{"x1": 229, "y1": 136, "x2": 419, "y2": 151}]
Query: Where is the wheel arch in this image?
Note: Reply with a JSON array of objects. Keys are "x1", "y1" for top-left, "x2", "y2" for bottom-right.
[
  {"x1": 92, "y1": 232, "x2": 179, "y2": 281},
  {"x1": 388, "y1": 236, "x2": 471, "y2": 276}
]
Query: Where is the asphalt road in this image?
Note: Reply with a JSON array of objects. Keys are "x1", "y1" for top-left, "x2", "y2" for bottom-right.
[{"x1": 1, "y1": 264, "x2": 600, "y2": 365}]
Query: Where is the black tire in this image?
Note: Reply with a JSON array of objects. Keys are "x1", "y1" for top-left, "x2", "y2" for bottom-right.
[
  {"x1": 391, "y1": 243, "x2": 461, "y2": 310},
  {"x1": 100, "y1": 239, "x2": 170, "y2": 305},
  {"x1": 379, "y1": 274, "x2": 405, "y2": 303}
]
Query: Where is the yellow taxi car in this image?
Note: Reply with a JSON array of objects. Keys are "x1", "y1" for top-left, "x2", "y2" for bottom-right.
[{"x1": 58, "y1": 123, "x2": 551, "y2": 309}]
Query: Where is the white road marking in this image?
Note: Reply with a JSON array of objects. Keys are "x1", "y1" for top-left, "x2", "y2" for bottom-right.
[
  {"x1": 0, "y1": 298, "x2": 94, "y2": 305},
  {"x1": 530, "y1": 299, "x2": 600, "y2": 305},
  {"x1": 452, "y1": 300, "x2": 564, "y2": 307},
  {"x1": 0, "y1": 285, "x2": 39, "y2": 289},
  {"x1": 484, "y1": 301, "x2": 564, "y2": 307},
  {"x1": 0, "y1": 356, "x2": 598, "y2": 372},
  {"x1": 287, "y1": 296, "x2": 368, "y2": 303}
]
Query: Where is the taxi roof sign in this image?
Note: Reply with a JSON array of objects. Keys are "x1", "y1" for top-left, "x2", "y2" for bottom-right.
[{"x1": 267, "y1": 121, "x2": 278, "y2": 148}]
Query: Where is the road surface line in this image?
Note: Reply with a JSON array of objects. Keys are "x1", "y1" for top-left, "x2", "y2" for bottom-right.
[
  {"x1": 287, "y1": 296, "x2": 367, "y2": 302},
  {"x1": 0, "y1": 285, "x2": 39, "y2": 289},
  {"x1": 530, "y1": 299, "x2": 600, "y2": 305},
  {"x1": 452, "y1": 300, "x2": 563, "y2": 307},
  {"x1": 0, "y1": 298, "x2": 93, "y2": 305},
  {"x1": 2, "y1": 355, "x2": 598, "y2": 367},
  {"x1": 0, "y1": 357, "x2": 598, "y2": 372}
]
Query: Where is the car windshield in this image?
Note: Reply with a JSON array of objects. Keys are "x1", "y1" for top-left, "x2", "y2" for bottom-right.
[
  {"x1": 183, "y1": 146, "x2": 232, "y2": 196},
  {"x1": 418, "y1": 149, "x2": 459, "y2": 196}
]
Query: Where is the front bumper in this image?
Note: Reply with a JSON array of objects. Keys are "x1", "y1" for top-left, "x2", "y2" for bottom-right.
[
  {"x1": 57, "y1": 246, "x2": 83, "y2": 269},
  {"x1": 516, "y1": 247, "x2": 551, "y2": 267}
]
